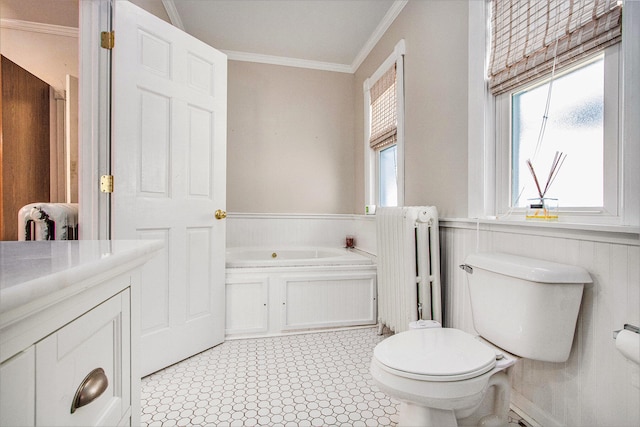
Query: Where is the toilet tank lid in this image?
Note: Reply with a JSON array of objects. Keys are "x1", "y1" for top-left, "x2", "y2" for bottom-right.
[{"x1": 465, "y1": 252, "x2": 592, "y2": 284}]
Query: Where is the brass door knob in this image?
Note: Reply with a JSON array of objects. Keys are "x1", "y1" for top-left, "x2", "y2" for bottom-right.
[{"x1": 215, "y1": 209, "x2": 227, "y2": 220}]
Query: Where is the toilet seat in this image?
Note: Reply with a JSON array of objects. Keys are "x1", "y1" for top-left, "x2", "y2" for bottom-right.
[{"x1": 373, "y1": 328, "x2": 497, "y2": 382}]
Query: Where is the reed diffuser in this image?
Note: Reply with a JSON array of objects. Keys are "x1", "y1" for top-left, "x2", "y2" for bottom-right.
[{"x1": 525, "y1": 151, "x2": 566, "y2": 220}]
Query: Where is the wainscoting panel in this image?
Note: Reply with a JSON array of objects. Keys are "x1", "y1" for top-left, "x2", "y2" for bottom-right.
[
  {"x1": 440, "y1": 221, "x2": 639, "y2": 427},
  {"x1": 226, "y1": 213, "x2": 377, "y2": 254}
]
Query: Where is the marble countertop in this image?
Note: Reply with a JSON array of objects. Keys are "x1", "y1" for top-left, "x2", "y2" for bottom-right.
[{"x1": 0, "y1": 240, "x2": 163, "y2": 325}]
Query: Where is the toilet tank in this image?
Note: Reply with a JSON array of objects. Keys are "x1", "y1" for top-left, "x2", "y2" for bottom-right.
[{"x1": 463, "y1": 252, "x2": 592, "y2": 363}]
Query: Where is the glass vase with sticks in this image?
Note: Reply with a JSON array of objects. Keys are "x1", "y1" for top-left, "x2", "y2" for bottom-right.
[{"x1": 525, "y1": 151, "x2": 566, "y2": 221}]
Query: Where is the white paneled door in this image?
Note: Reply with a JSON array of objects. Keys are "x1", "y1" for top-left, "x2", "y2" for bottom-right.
[{"x1": 112, "y1": 1, "x2": 227, "y2": 375}]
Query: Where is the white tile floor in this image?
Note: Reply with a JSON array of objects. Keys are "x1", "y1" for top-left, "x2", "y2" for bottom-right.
[{"x1": 141, "y1": 326, "x2": 532, "y2": 426}]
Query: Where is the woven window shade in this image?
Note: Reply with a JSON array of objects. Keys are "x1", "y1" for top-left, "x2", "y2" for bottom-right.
[
  {"x1": 489, "y1": 0, "x2": 622, "y2": 95},
  {"x1": 369, "y1": 64, "x2": 397, "y2": 150}
]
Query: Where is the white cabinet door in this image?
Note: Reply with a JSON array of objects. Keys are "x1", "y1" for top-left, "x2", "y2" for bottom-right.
[
  {"x1": 0, "y1": 347, "x2": 35, "y2": 427},
  {"x1": 225, "y1": 276, "x2": 269, "y2": 335},
  {"x1": 281, "y1": 273, "x2": 377, "y2": 330},
  {"x1": 35, "y1": 290, "x2": 130, "y2": 426},
  {"x1": 112, "y1": 0, "x2": 227, "y2": 376}
]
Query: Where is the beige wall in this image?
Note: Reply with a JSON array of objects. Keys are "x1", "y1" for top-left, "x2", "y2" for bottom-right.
[
  {"x1": 354, "y1": 0, "x2": 469, "y2": 217},
  {"x1": 0, "y1": 0, "x2": 78, "y2": 27},
  {"x1": 134, "y1": 0, "x2": 470, "y2": 216},
  {"x1": 227, "y1": 61, "x2": 355, "y2": 213},
  {"x1": 0, "y1": 25, "x2": 77, "y2": 95}
]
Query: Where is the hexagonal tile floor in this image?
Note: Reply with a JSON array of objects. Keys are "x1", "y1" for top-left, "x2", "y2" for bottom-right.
[{"x1": 141, "y1": 326, "x2": 533, "y2": 426}]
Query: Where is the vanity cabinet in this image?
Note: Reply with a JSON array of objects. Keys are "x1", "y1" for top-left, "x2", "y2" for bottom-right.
[
  {"x1": 0, "y1": 286, "x2": 131, "y2": 426},
  {"x1": 0, "y1": 240, "x2": 162, "y2": 427},
  {"x1": 35, "y1": 290, "x2": 130, "y2": 426},
  {"x1": 0, "y1": 347, "x2": 35, "y2": 426}
]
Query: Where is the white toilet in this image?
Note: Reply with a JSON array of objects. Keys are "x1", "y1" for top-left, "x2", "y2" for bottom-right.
[{"x1": 370, "y1": 252, "x2": 592, "y2": 427}]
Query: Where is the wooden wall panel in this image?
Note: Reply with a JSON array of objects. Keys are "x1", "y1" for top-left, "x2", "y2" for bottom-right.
[{"x1": 1, "y1": 56, "x2": 50, "y2": 240}]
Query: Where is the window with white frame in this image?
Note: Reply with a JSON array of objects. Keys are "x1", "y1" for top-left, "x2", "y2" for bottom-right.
[
  {"x1": 489, "y1": 0, "x2": 623, "y2": 220},
  {"x1": 364, "y1": 40, "x2": 405, "y2": 209}
]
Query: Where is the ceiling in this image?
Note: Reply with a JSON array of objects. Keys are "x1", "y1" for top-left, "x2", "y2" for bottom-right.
[
  {"x1": 0, "y1": 0, "x2": 404, "y2": 73},
  {"x1": 164, "y1": 0, "x2": 402, "y2": 72}
]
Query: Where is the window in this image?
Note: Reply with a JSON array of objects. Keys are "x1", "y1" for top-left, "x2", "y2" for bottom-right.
[
  {"x1": 498, "y1": 50, "x2": 618, "y2": 215},
  {"x1": 364, "y1": 40, "x2": 405, "y2": 209},
  {"x1": 378, "y1": 145, "x2": 398, "y2": 207},
  {"x1": 512, "y1": 59, "x2": 604, "y2": 208},
  {"x1": 488, "y1": 0, "x2": 623, "y2": 221}
]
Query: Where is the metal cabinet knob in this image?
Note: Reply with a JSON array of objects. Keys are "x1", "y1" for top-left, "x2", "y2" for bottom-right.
[
  {"x1": 70, "y1": 367, "x2": 108, "y2": 414},
  {"x1": 215, "y1": 209, "x2": 227, "y2": 220}
]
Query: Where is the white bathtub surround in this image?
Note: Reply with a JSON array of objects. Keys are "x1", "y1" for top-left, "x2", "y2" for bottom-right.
[
  {"x1": 439, "y1": 220, "x2": 639, "y2": 427},
  {"x1": 226, "y1": 213, "x2": 377, "y2": 254},
  {"x1": 226, "y1": 246, "x2": 374, "y2": 268},
  {"x1": 225, "y1": 247, "x2": 376, "y2": 338}
]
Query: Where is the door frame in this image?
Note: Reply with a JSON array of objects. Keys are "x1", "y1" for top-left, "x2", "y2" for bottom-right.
[{"x1": 79, "y1": 0, "x2": 112, "y2": 240}]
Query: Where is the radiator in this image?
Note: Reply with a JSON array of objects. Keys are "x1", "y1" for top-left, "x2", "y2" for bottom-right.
[
  {"x1": 18, "y1": 203, "x2": 79, "y2": 241},
  {"x1": 375, "y1": 206, "x2": 442, "y2": 333}
]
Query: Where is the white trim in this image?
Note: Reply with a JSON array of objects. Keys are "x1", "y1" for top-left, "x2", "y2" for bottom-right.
[
  {"x1": 363, "y1": 40, "x2": 405, "y2": 91},
  {"x1": 363, "y1": 40, "x2": 406, "y2": 209},
  {"x1": 363, "y1": 83, "x2": 375, "y2": 206},
  {"x1": 223, "y1": 50, "x2": 352, "y2": 73},
  {"x1": 50, "y1": 89, "x2": 66, "y2": 203},
  {"x1": 509, "y1": 393, "x2": 565, "y2": 427},
  {"x1": 440, "y1": 218, "x2": 639, "y2": 246},
  {"x1": 476, "y1": 0, "x2": 639, "y2": 227},
  {"x1": 350, "y1": 0, "x2": 408, "y2": 73},
  {"x1": 213, "y1": 0, "x2": 407, "y2": 74},
  {"x1": 228, "y1": 212, "x2": 371, "y2": 221},
  {"x1": 161, "y1": 0, "x2": 184, "y2": 31},
  {"x1": 395, "y1": 46, "x2": 405, "y2": 207},
  {"x1": 621, "y1": 0, "x2": 640, "y2": 226},
  {"x1": 0, "y1": 18, "x2": 78, "y2": 37},
  {"x1": 79, "y1": 0, "x2": 112, "y2": 239},
  {"x1": 494, "y1": 48, "x2": 622, "y2": 225},
  {"x1": 467, "y1": 0, "x2": 492, "y2": 218},
  {"x1": 603, "y1": 45, "x2": 621, "y2": 217}
]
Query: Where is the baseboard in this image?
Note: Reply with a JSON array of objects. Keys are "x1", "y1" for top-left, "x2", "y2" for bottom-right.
[{"x1": 511, "y1": 392, "x2": 562, "y2": 427}]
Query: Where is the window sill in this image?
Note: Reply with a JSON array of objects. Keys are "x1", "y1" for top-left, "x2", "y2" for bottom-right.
[{"x1": 440, "y1": 217, "x2": 639, "y2": 245}]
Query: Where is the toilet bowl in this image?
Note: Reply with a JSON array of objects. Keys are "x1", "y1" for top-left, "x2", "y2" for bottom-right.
[
  {"x1": 370, "y1": 252, "x2": 592, "y2": 427},
  {"x1": 371, "y1": 328, "x2": 517, "y2": 427}
]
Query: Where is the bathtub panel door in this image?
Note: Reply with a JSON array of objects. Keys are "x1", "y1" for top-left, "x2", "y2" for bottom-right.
[
  {"x1": 225, "y1": 276, "x2": 269, "y2": 335},
  {"x1": 281, "y1": 273, "x2": 377, "y2": 330},
  {"x1": 111, "y1": 1, "x2": 227, "y2": 376}
]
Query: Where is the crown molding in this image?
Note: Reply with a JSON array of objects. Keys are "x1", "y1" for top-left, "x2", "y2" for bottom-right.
[
  {"x1": 133, "y1": 0, "x2": 406, "y2": 74},
  {"x1": 159, "y1": 0, "x2": 351, "y2": 73},
  {"x1": 161, "y1": 0, "x2": 184, "y2": 30},
  {"x1": 224, "y1": 50, "x2": 353, "y2": 74},
  {"x1": 0, "y1": 19, "x2": 78, "y2": 38},
  {"x1": 225, "y1": 0, "x2": 407, "y2": 74},
  {"x1": 350, "y1": 0, "x2": 408, "y2": 73}
]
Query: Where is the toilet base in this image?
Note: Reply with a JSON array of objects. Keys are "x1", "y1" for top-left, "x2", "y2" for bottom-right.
[
  {"x1": 390, "y1": 371, "x2": 512, "y2": 427},
  {"x1": 398, "y1": 402, "x2": 457, "y2": 427}
]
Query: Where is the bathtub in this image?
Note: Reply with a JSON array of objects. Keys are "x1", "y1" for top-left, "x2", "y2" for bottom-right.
[
  {"x1": 225, "y1": 246, "x2": 374, "y2": 268},
  {"x1": 225, "y1": 247, "x2": 377, "y2": 337}
]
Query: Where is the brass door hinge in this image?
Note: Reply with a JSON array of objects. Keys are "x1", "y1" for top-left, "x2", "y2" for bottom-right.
[
  {"x1": 101, "y1": 31, "x2": 115, "y2": 49},
  {"x1": 100, "y1": 175, "x2": 114, "y2": 193}
]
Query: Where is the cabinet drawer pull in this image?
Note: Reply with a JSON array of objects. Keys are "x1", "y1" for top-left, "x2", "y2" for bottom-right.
[{"x1": 70, "y1": 367, "x2": 108, "y2": 413}]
